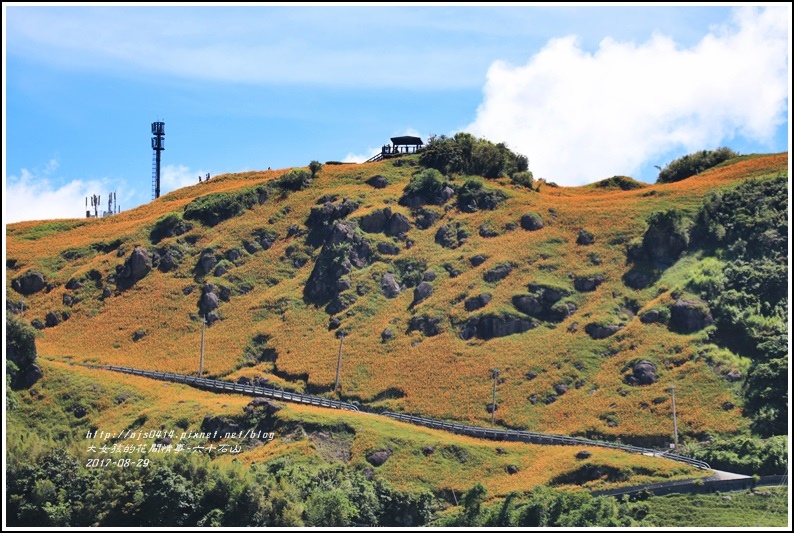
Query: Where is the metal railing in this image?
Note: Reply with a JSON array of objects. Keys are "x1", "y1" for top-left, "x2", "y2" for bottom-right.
[
  {"x1": 104, "y1": 365, "x2": 359, "y2": 412},
  {"x1": 100, "y1": 365, "x2": 712, "y2": 471},
  {"x1": 381, "y1": 411, "x2": 711, "y2": 470}
]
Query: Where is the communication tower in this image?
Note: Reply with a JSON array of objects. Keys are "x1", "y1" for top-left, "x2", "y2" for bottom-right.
[{"x1": 151, "y1": 121, "x2": 165, "y2": 199}]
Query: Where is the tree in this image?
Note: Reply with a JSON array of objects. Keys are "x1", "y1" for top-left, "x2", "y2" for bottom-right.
[{"x1": 309, "y1": 160, "x2": 322, "y2": 177}]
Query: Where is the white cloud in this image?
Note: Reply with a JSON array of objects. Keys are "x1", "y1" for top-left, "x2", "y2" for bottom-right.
[
  {"x1": 466, "y1": 5, "x2": 790, "y2": 185},
  {"x1": 161, "y1": 164, "x2": 205, "y2": 194},
  {"x1": 4, "y1": 167, "x2": 114, "y2": 223}
]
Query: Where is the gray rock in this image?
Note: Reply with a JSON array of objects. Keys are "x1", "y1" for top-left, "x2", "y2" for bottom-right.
[
  {"x1": 359, "y1": 208, "x2": 392, "y2": 233},
  {"x1": 640, "y1": 309, "x2": 663, "y2": 324},
  {"x1": 577, "y1": 229, "x2": 595, "y2": 245},
  {"x1": 479, "y1": 224, "x2": 499, "y2": 238},
  {"x1": 573, "y1": 275, "x2": 605, "y2": 292},
  {"x1": 585, "y1": 323, "x2": 623, "y2": 339},
  {"x1": 377, "y1": 241, "x2": 400, "y2": 255},
  {"x1": 464, "y1": 293, "x2": 492, "y2": 312},
  {"x1": 11, "y1": 270, "x2": 47, "y2": 295},
  {"x1": 385, "y1": 213, "x2": 412, "y2": 237},
  {"x1": 623, "y1": 270, "x2": 651, "y2": 289},
  {"x1": 413, "y1": 282, "x2": 433, "y2": 305},
  {"x1": 422, "y1": 270, "x2": 437, "y2": 282},
  {"x1": 669, "y1": 299, "x2": 714, "y2": 333},
  {"x1": 460, "y1": 314, "x2": 537, "y2": 340},
  {"x1": 408, "y1": 316, "x2": 442, "y2": 336},
  {"x1": 196, "y1": 249, "x2": 218, "y2": 276},
  {"x1": 628, "y1": 360, "x2": 658, "y2": 385},
  {"x1": 381, "y1": 328, "x2": 393, "y2": 342},
  {"x1": 414, "y1": 208, "x2": 440, "y2": 230},
  {"x1": 365, "y1": 175, "x2": 388, "y2": 189},
  {"x1": 366, "y1": 449, "x2": 392, "y2": 467},
  {"x1": 45, "y1": 311, "x2": 61, "y2": 328},
  {"x1": 132, "y1": 330, "x2": 146, "y2": 342},
  {"x1": 483, "y1": 263, "x2": 513, "y2": 283},
  {"x1": 520, "y1": 213, "x2": 544, "y2": 231},
  {"x1": 469, "y1": 254, "x2": 487, "y2": 267},
  {"x1": 381, "y1": 273, "x2": 402, "y2": 298}
]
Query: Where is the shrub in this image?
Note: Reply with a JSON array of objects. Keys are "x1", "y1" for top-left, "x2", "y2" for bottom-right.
[
  {"x1": 419, "y1": 132, "x2": 529, "y2": 178},
  {"x1": 457, "y1": 179, "x2": 507, "y2": 212},
  {"x1": 511, "y1": 171, "x2": 535, "y2": 189},
  {"x1": 183, "y1": 185, "x2": 268, "y2": 226},
  {"x1": 274, "y1": 169, "x2": 313, "y2": 192},
  {"x1": 400, "y1": 169, "x2": 449, "y2": 206},
  {"x1": 656, "y1": 147, "x2": 739, "y2": 184}
]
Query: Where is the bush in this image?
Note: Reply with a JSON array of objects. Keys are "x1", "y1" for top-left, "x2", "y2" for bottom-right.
[
  {"x1": 183, "y1": 185, "x2": 268, "y2": 226},
  {"x1": 511, "y1": 171, "x2": 535, "y2": 189},
  {"x1": 274, "y1": 169, "x2": 313, "y2": 192},
  {"x1": 419, "y1": 132, "x2": 529, "y2": 178},
  {"x1": 656, "y1": 147, "x2": 739, "y2": 184},
  {"x1": 457, "y1": 179, "x2": 507, "y2": 212},
  {"x1": 400, "y1": 169, "x2": 450, "y2": 206}
]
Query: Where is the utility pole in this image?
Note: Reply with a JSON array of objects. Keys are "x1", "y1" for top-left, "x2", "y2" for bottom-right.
[
  {"x1": 491, "y1": 368, "x2": 500, "y2": 426},
  {"x1": 670, "y1": 384, "x2": 678, "y2": 450},
  {"x1": 198, "y1": 315, "x2": 206, "y2": 378},
  {"x1": 334, "y1": 330, "x2": 346, "y2": 392}
]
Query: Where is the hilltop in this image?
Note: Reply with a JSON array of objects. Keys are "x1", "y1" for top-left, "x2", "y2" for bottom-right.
[
  {"x1": 6, "y1": 136, "x2": 789, "y2": 525},
  {"x1": 6, "y1": 142, "x2": 787, "y2": 444}
]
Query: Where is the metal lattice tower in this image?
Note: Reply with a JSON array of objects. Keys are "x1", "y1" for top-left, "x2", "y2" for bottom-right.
[{"x1": 151, "y1": 121, "x2": 165, "y2": 200}]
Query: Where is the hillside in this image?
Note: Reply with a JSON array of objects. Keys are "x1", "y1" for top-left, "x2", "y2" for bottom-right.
[{"x1": 6, "y1": 150, "x2": 787, "y2": 446}]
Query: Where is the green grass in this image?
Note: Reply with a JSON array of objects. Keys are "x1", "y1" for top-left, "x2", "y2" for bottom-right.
[
  {"x1": 641, "y1": 487, "x2": 789, "y2": 527},
  {"x1": 13, "y1": 220, "x2": 89, "y2": 241}
]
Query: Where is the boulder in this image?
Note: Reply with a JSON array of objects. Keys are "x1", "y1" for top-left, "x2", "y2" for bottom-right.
[
  {"x1": 381, "y1": 328, "x2": 394, "y2": 342},
  {"x1": 381, "y1": 273, "x2": 402, "y2": 298},
  {"x1": 11, "y1": 270, "x2": 47, "y2": 295},
  {"x1": 479, "y1": 224, "x2": 499, "y2": 238},
  {"x1": 328, "y1": 317, "x2": 341, "y2": 330},
  {"x1": 365, "y1": 175, "x2": 388, "y2": 189},
  {"x1": 554, "y1": 383, "x2": 569, "y2": 395},
  {"x1": 366, "y1": 450, "x2": 392, "y2": 467},
  {"x1": 469, "y1": 254, "x2": 487, "y2": 267},
  {"x1": 414, "y1": 208, "x2": 440, "y2": 230},
  {"x1": 520, "y1": 213, "x2": 544, "y2": 231},
  {"x1": 506, "y1": 465, "x2": 519, "y2": 475},
  {"x1": 45, "y1": 311, "x2": 61, "y2": 328},
  {"x1": 359, "y1": 208, "x2": 392, "y2": 233},
  {"x1": 669, "y1": 299, "x2": 714, "y2": 333},
  {"x1": 377, "y1": 242, "x2": 400, "y2": 255},
  {"x1": 384, "y1": 213, "x2": 412, "y2": 237},
  {"x1": 585, "y1": 323, "x2": 623, "y2": 339},
  {"x1": 576, "y1": 229, "x2": 595, "y2": 245},
  {"x1": 408, "y1": 316, "x2": 442, "y2": 336},
  {"x1": 623, "y1": 270, "x2": 652, "y2": 290},
  {"x1": 465, "y1": 293, "x2": 492, "y2": 312},
  {"x1": 413, "y1": 282, "x2": 433, "y2": 305},
  {"x1": 196, "y1": 249, "x2": 218, "y2": 276},
  {"x1": 422, "y1": 270, "x2": 437, "y2": 282},
  {"x1": 483, "y1": 263, "x2": 512, "y2": 283},
  {"x1": 132, "y1": 330, "x2": 146, "y2": 342},
  {"x1": 435, "y1": 223, "x2": 468, "y2": 249},
  {"x1": 640, "y1": 309, "x2": 664, "y2": 324},
  {"x1": 460, "y1": 314, "x2": 537, "y2": 340},
  {"x1": 628, "y1": 360, "x2": 658, "y2": 385},
  {"x1": 576, "y1": 450, "x2": 592, "y2": 460},
  {"x1": 573, "y1": 275, "x2": 605, "y2": 292}
]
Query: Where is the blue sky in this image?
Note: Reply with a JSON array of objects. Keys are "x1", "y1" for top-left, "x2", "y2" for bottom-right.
[{"x1": 3, "y1": 4, "x2": 791, "y2": 223}]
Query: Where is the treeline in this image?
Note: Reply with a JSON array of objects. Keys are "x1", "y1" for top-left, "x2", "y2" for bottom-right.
[
  {"x1": 6, "y1": 447, "x2": 433, "y2": 527},
  {"x1": 638, "y1": 175, "x2": 787, "y2": 437},
  {"x1": 656, "y1": 147, "x2": 739, "y2": 183},
  {"x1": 434, "y1": 483, "x2": 652, "y2": 527},
  {"x1": 419, "y1": 132, "x2": 532, "y2": 183}
]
